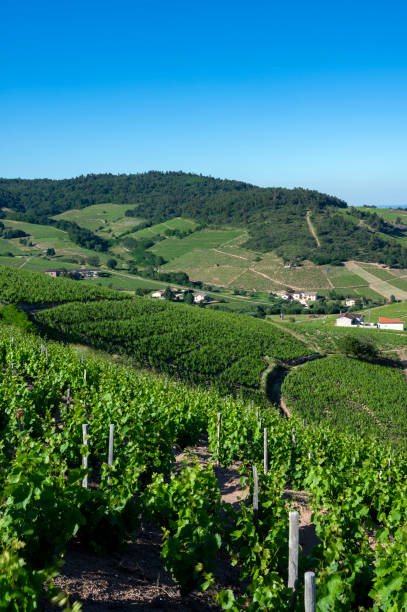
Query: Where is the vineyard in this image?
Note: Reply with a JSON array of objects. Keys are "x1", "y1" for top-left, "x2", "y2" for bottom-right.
[
  {"x1": 281, "y1": 354, "x2": 407, "y2": 449},
  {"x1": 1, "y1": 324, "x2": 407, "y2": 610},
  {"x1": 34, "y1": 298, "x2": 311, "y2": 398},
  {"x1": 0, "y1": 266, "x2": 127, "y2": 305}
]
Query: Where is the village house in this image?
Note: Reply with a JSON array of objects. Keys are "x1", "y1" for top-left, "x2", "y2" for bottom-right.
[
  {"x1": 275, "y1": 290, "x2": 292, "y2": 300},
  {"x1": 336, "y1": 313, "x2": 364, "y2": 327},
  {"x1": 44, "y1": 269, "x2": 63, "y2": 278},
  {"x1": 151, "y1": 289, "x2": 166, "y2": 299},
  {"x1": 302, "y1": 291, "x2": 318, "y2": 302},
  {"x1": 377, "y1": 317, "x2": 404, "y2": 331},
  {"x1": 345, "y1": 298, "x2": 357, "y2": 307},
  {"x1": 193, "y1": 291, "x2": 208, "y2": 304}
]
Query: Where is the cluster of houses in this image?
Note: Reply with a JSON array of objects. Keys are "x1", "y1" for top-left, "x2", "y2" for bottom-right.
[
  {"x1": 336, "y1": 313, "x2": 404, "y2": 330},
  {"x1": 45, "y1": 268, "x2": 100, "y2": 279},
  {"x1": 276, "y1": 290, "x2": 366, "y2": 309},
  {"x1": 151, "y1": 288, "x2": 212, "y2": 304},
  {"x1": 275, "y1": 290, "x2": 318, "y2": 305}
]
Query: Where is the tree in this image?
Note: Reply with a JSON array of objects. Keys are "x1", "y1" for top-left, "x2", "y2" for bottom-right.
[
  {"x1": 390, "y1": 295, "x2": 396, "y2": 303},
  {"x1": 164, "y1": 287, "x2": 174, "y2": 300},
  {"x1": 338, "y1": 335, "x2": 378, "y2": 362},
  {"x1": 184, "y1": 292, "x2": 194, "y2": 305},
  {"x1": 107, "y1": 258, "x2": 117, "y2": 269},
  {"x1": 46, "y1": 248, "x2": 55, "y2": 256}
]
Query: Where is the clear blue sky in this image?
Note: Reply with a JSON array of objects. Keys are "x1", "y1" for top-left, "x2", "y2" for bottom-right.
[{"x1": 1, "y1": 0, "x2": 406, "y2": 205}]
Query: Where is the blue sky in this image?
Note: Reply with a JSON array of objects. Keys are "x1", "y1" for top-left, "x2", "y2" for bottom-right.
[{"x1": 1, "y1": 0, "x2": 406, "y2": 205}]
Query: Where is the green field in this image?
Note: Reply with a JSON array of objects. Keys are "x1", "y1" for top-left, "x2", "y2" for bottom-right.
[
  {"x1": 0, "y1": 255, "x2": 22, "y2": 267},
  {"x1": 327, "y1": 267, "x2": 368, "y2": 287},
  {"x1": 1, "y1": 220, "x2": 112, "y2": 263},
  {"x1": 129, "y1": 217, "x2": 199, "y2": 239},
  {"x1": 84, "y1": 273, "x2": 163, "y2": 292},
  {"x1": 150, "y1": 229, "x2": 245, "y2": 261},
  {"x1": 53, "y1": 203, "x2": 145, "y2": 237},
  {"x1": 387, "y1": 277, "x2": 407, "y2": 292},
  {"x1": 0, "y1": 237, "x2": 24, "y2": 255},
  {"x1": 365, "y1": 301, "x2": 407, "y2": 321},
  {"x1": 361, "y1": 207, "x2": 407, "y2": 222},
  {"x1": 358, "y1": 263, "x2": 397, "y2": 280},
  {"x1": 353, "y1": 286, "x2": 385, "y2": 300}
]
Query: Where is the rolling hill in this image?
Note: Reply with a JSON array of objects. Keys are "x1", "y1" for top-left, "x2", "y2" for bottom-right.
[{"x1": 2, "y1": 172, "x2": 407, "y2": 301}]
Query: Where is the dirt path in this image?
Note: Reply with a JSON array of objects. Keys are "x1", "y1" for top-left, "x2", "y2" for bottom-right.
[
  {"x1": 325, "y1": 273, "x2": 334, "y2": 288},
  {"x1": 346, "y1": 261, "x2": 407, "y2": 300},
  {"x1": 213, "y1": 248, "x2": 249, "y2": 261},
  {"x1": 19, "y1": 257, "x2": 30, "y2": 268},
  {"x1": 175, "y1": 434, "x2": 249, "y2": 508},
  {"x1": 306, "y1": 211, "x2": 321, "y2": 247}
]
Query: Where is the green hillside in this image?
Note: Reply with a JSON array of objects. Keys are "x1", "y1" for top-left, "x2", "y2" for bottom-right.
[
  {"x1": 34, "y1": 297, "x2": 311, "y2": 401},
  {"x1": 3, "y1": 171, "x2": 407, "y2": 267}
]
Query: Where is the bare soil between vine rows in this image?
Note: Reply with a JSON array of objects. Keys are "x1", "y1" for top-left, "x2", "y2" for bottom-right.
[{"x1": 43, "y1": 435, "x2": 318, "y2": 610}]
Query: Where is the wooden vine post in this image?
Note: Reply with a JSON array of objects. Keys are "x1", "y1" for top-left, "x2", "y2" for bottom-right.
[
  {"x1": 216, "y1": 413, "x2": 222, "y2": 467},
  {"x1": 82, "y1": 424, "x2": 89, "y2": 488},
  {"x1": 252, "y1": 465, "x2": 259, "y2": 526},
  {"x1": 264, "y1": 427, "x2": 268, "y2": 475},
  {"x1": 288, "y1": 510, "x2": 299, "y2": 594},
  {"x1": 304, "y1": 571, "x2": 316, "y2": 612},
  {"x1": 108, "y1": 423, "x2": 114, "y2": 467}
]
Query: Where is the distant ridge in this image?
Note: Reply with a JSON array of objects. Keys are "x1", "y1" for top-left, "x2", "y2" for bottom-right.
[{"x1": 1, "y1": 171, "x2": 407, "y2": 266}]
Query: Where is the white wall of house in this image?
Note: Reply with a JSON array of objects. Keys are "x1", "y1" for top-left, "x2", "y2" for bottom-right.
[
  {"x1": 336, "y1": 317, "x2": 354, "y2": 327},
  {"x1": 378, "y1": 322, "x2": 404, "y2": 330}
]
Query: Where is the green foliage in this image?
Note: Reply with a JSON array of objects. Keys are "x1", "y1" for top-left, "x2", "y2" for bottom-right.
[
  {"x1": 34, "y1": 297, "x2": 310, "y2": 397},
  {"x1": 0, "y1": 305, "x2": 36, "y2": 333},
  {"x1": 106, "y1": 257, "x2": 117, "y2": 269},
  {"x1": 2, "y1": 322, "x2": 407, "y2": 609},
  {"x1": 0, "y1": 540, "x2": 60, "y2": 612},
  {"x1": 282, "y1": 354, "x2": 407, "y2": 447},
  {"x1": 0, "y1": 266, "x2": 128, "y2": 304},
  {"x1": 0, "y1": 439, "x2": 84, "y2": 568},
  {"x1": 338, "y1": 334, "x2": 379, "y2": 361},
  {"x1": 53, "y1": 219, "x2": 109, "y2": 252},
  {"x1": 146, "y1": 465, "x2": 223, "y2": 594}
]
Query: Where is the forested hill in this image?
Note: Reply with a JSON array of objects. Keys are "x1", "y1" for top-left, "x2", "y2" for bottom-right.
[
  {"x1": 1, "y1": 171, "x2": 405, "y2": 265},
  {"x1": 0, "y1": 171, "x2": 345, "y2": 221}
]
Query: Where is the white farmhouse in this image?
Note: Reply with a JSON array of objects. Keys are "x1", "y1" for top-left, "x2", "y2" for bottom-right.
[
  {"x1": 378, "y1": 317, "x2": 404, "y2": 331},
  {"x1": 193, "y1": 291, "x2": 207, "y2": 304},
  {"x1": 303, "y1": 291, "x2": 318, "y2": 302},
  {"x1": 151, "y1": 289, "x2": 166, "y2": 299},
  {"x1": 275, "y1": 290, "x2": 292, "y2": 300},
  {"x1": 345, "y1": 298, "x2": 356, "y2": 307},
  {"x1": 270, "y1": 291, "x2": 292, "y2": 300},
  {"x1": 336, "y1": 313, "x2": 364, "y2": 327}
]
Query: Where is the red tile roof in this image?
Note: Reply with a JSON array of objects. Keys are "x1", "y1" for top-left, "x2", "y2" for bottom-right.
[{"x1": 379, "y1": 317, "x2": 404, "y2": 324}]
